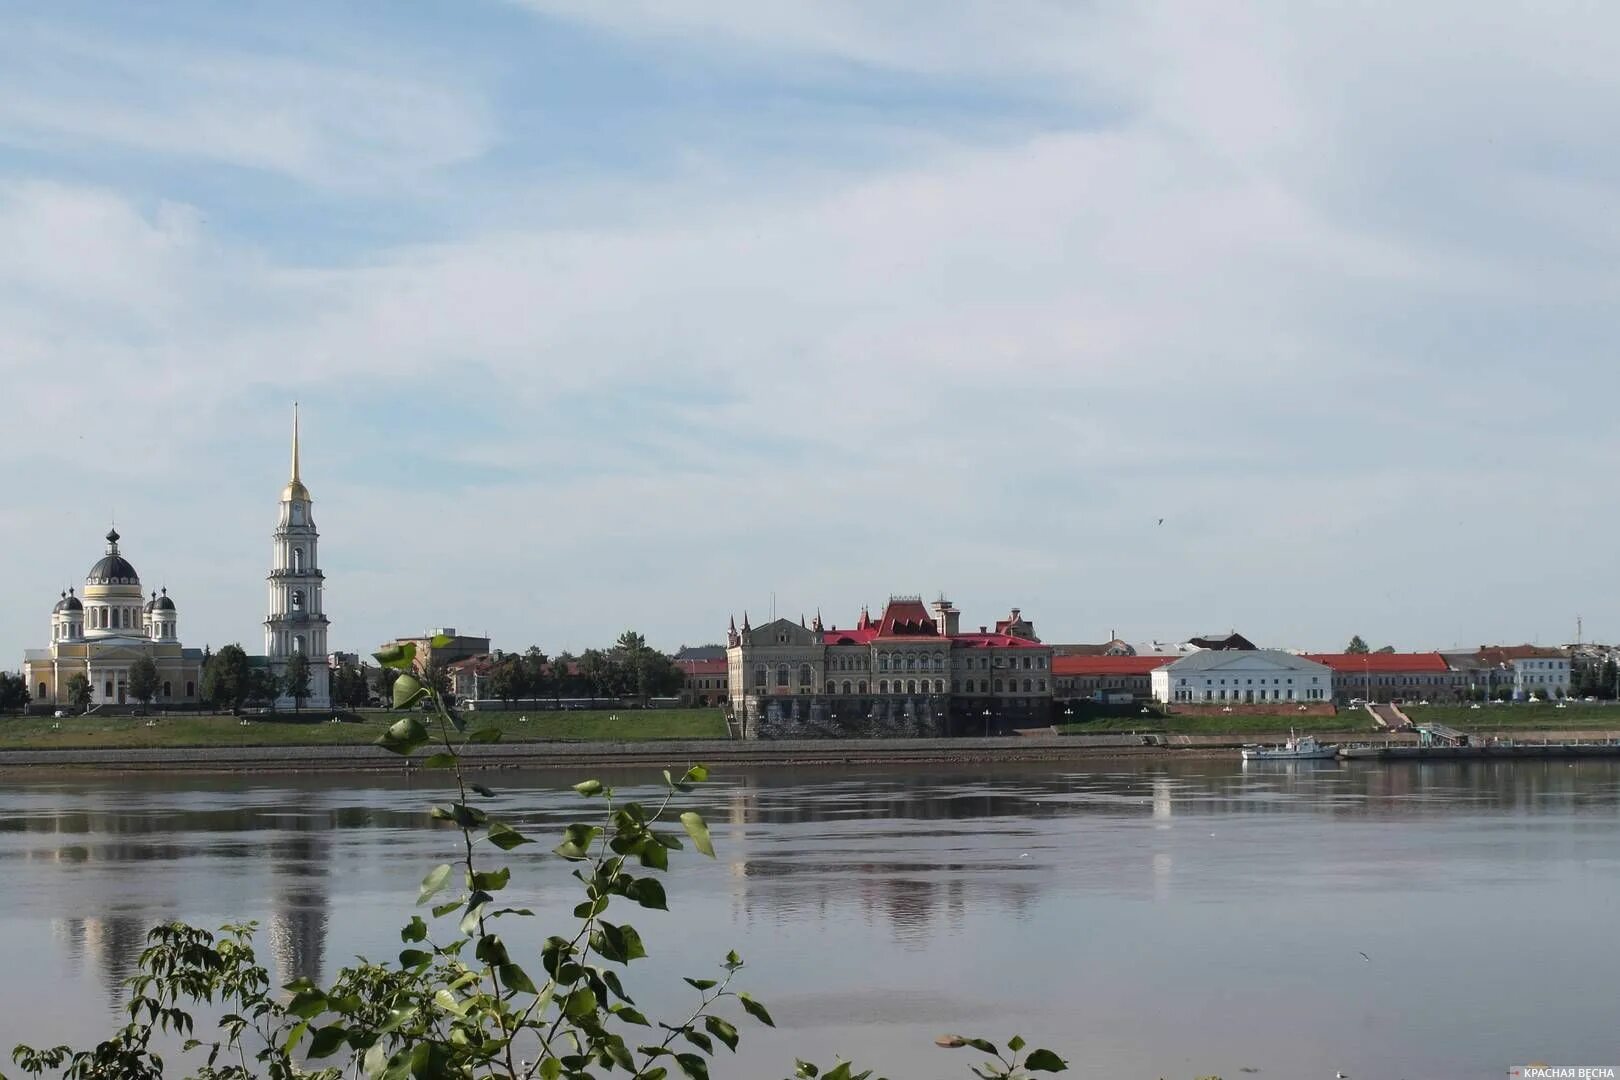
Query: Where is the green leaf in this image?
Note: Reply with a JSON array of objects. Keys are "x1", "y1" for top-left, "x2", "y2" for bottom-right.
[
  {"x1": 555, "y1": 823, "x2": 602, "y2": 861},
  {"x1": 459, "y1": 901, "x2": 486, "y2": 936},
  {"x1": 682, "y1": 1030, "x2": 713, "y2": 1054},
  {"x1": 418, "y1": 864, "x2": 452, "y2": 905},
  {"x1": 1023, "y1": 1049, "x2": 1067, "y2": 1072},
  {"x1": 538, "y1": 1059, "x2": 562, "y2": 1080},
  {"x1": 374, "y1": 642, "x2": 417, "y2": 670},
  {"x1": 471, "y1": 867, "x2": 510, "y2": 891},
  {"x1": 574, "y1": 779, "x2": 604, "y2": 796},
  {"x1": 306, "y1": 1024, "x2": 348, "y2": 1059},
  {"x1": 430, "y1": 633, "x2": 454, "y2": 649},
  {"x1": 674, "y1": 1052, "x2": 710, "y2": 1080},
  {"x1": 684, "y1": 977, "x2": 718, "y2": 991},
  {"x1": 684, "y1": 764, "x2": 709, "y2": 783},
  {"x1": 486, "y1": 822, "x2": 532, "y2": 850},
  {"x1": 375, "y1": 715, "x2": 430, "y2": 755},
  {"x1": 1008, "y1": 1036, "x2": 1025, "y2": 1053},
  {"x1": 286, "y1": 989, "x2": 327, "y2": 1020},
  {"x1": 738, "y1": 992, "x2": 774, "y2": 1028},
  {"x1": 611, "y1": 1004, "x2": 650, "y2": 1026},
  {"x1": 964, "y1": 1038, "x2": 997, "y2": 1054},
  {"x1": 680, "y1": 811, "x2": 715, "y2": 858},
  {"x1": 497, "y1": 963, "x2": 538, "y2": 995},
  {"x1": 626, "y1": 878, "x2": 668, "y2": 910},
  {"x1": 398, "y1": 948, "x2": 432, "y2": 969},
  {"x1": 431, "y1": 900, "x2": 462, "y2": 917},
  {"x1": 468, "y1": 726, "x2": 502, "y2": 743},
  {"x1": 563, "y1": 987, "x2": 598, "y2": 1019},
  {"x1": 401, "y1": 916, "x2": 427, "y2": 943},
  {"x1": 392, "y1": 673, "x2": 426, "y2": 710},
  {"x1": 421, "y1": 752, "x2": 456, "y2": 769},
  {"x1": 704, "y1": 1016, "x2": 739, "y2": 1052}
]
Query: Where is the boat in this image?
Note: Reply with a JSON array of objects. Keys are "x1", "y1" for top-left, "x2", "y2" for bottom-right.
[{"x1": 1241, "y1": 732, "x2": 1338, "y2": 760}]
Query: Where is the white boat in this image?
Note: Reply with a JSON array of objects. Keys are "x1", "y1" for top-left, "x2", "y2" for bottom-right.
[{"x1": 1241, "y1": 732, "x2": 1338, "y2": 761}]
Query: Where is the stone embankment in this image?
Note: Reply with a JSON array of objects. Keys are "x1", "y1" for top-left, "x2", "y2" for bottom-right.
[{"x1": 0, "y1": 736, "x2": 1201, "y2": 774}]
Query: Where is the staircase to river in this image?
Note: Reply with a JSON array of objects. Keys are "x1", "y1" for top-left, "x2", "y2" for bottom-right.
[{"x1": 1366, "y1": 702, "x2": 1411, "y2": 730}]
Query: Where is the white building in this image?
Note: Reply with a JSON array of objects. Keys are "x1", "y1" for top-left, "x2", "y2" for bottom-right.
[
  {"x1": 263, "y1": 406, "x2": 331, "y2": 709},
  {"x1": 1151, "y1": 649, "x2": 1333, "y2": 705}
]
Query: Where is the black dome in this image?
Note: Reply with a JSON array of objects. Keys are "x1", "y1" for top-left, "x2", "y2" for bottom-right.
[
  {"x1": 155, "y1": 595, "x2": 176, "y2": 611},
  {"x1": 87, "y1": 555, "x2": 139, "y2": 584},
  {"x1": 64, "y1": 594, "x2": 83, "y2": 611}
]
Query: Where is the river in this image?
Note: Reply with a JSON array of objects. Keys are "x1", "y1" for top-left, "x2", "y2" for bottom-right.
[{"x1": 1, "y1": 758, "x2": 1616, "y2": 1078}]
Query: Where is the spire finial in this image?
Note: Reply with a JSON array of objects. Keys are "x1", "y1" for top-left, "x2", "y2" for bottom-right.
[{"x1": 292, "y1": 402, "x2": 301, "y2": 483}]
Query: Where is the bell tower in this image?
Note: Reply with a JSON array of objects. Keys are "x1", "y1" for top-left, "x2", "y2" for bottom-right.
[{"x1": 264, "y1": 404, "x2": 331, "y2": 708}]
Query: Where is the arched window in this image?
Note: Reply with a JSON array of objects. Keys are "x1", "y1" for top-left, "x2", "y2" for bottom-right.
[
  {"x1": 798, "y1": 664, "x2": 813, "y2": 688},
  {"x1": 842, "y1": 680, "x2": 852, "y2": 694},
  {"x1": 994, "y1": 679, "x2": 1003, "y2": 693},
  {"x1": 38, "y1": 682, "x2": 46, "y2": 700},
  {"x1": 294, "y1": 634, "x2": 306, "y2": 653},
  {"x1": 827, "y1": 681, "x2": 836, "y2": 694},
  {"x1": 879, "y1": 680, "x2": 889, "y2": 694},
  {"x1": 292, "y1": 547, "x2": 304, "y2": 572},
  {"x1": 907, "y1": 679, "x2": 917, "y2": 694},
  {"x1": 933, "y1": 654, "x2": 944, "y2": 671},
  {"x1": 185, "y1": 681, "x2": 195, "y2": 697},
  {"x1": 858, "y1": 680, "x2": 867, "y2": 694},
  {"x1": 935, "y1": 679, "x2": 945, "y2": 693},
  {"x1": 292, "y1": 589, "x2": 305, "y2": 611},
  {"x1": 1023, "y1": 678, "x2": 1033, "y2": 693},
  {"x1": 878, "y1": 654, "x2": 889, "y2": 672}
]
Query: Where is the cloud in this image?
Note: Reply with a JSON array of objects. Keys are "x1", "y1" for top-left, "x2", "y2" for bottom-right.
[
  {"x1": 4, "y1": 3, "x2": 1620, "y2": 665},
  {"x1": 0, "y1": 28, "x2": 491, "y2": 188}
]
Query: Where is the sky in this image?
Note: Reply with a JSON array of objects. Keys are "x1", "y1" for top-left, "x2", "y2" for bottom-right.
[{"x1": 3, "y1": 2, "x2": 1618, "y2": 665}]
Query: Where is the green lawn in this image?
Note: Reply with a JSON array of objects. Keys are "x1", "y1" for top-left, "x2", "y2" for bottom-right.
[
  {"x1": 0, "y1": 708, "x2": 728, "y2": 751},
  {"x1": 1403, "y1": 703, "x2": 1620, "y2": 732}
]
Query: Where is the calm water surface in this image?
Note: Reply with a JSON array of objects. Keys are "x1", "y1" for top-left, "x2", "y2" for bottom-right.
[{"x1": 1, "y1": 759, "x2": 1617, "y2": 1078}]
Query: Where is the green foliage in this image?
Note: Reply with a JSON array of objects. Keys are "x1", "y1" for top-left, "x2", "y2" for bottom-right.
[
  {"x1": 1345, "y1": 635, "x2": 1369, "y2": 654},
  {"x1": 0, "y1": 672, "x2": 30, "y2": 713},
  {"x1": 283, "y1": 653, "x2": 313, "y2": 711},
  {"x1": 65, "y1": 673, "x2": 93, "y2": 711},
  {"x1": 331, "y1": 662, "x2": 374, "y2": 709},
  {"x1": 126, "y1": 658, "x2": 161, "y2": 708},
  {"x1": 201, "y1": 644, "x2": 252, "y2": 713},
  {"x1": 7, "y1": 660, "x2": 1070, "y2": 1080}
]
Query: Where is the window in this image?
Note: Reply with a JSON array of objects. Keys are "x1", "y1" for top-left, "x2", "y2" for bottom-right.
[
  {"x1": 935, "y1": 679, "x2": 945, "y2": 693},
  {"x1": 858, "y1": 681, "x2": 867, "y2": 694},
  {"x1": 38, "y1": 682, "x2": 46, "y2": 699},
  {"x1": 776, "y1": 664, "x2": 789, "y2": 688},
  {"x1": 186, "y1": 681, "x2": 195, "y2": 697},
  {"x1": 162, "y1": 681, "x2": 172, "y2": 698},
  {"x1": 994, "y1": 679, "x2": 1003, "y2": 692},
  {"x1": 294, "y1": 634, "x2": 305, "y2": 653},
  {"x1": 1023, "y1": 678, "x2": 1032, "y2": 692},
  {"x1": 753, "y1": 665, "x2": 767, "y2": 688},
  {"x1": 842, "y1": 680, "x2": 852, "y2": 694},
  {"x1": 880, "y1": 680, "x2": 889, "y2": 693},
  {"x1": 292, "y1": 589, "x2": 305, "y2": 611},
  {"x1": 799, "y1": 664, "x2": 813, "y2": 688},
  {"x1": 292, "y1": 547, "x2": 304, "y2": 572},
  {"x1": 1038, "y1": 679, "x2": 1046, "y2": 692},
  {"x1": 104, "y1": 681, "x2": 113, "y2": 697},
  {"x1": 827, "y1": 681, "x2": 836, "y2": 694}
]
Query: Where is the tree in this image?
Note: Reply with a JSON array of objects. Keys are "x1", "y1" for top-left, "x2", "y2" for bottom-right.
[
  {"x1": 202, "y1": 644, "x2": 253, "y2": 714},
  {"x1": 330, "y1": 662, "x2": 372, "y2": 709},
  {"x1": 283, "y1": 653, "x2": 312, "y2": 712},
  {"x1": 65, "y1": 673, "x2": 93, "y2": 712},
  {"x1": 1346, "y1": 635, "x2": 1370, "y2": 654},
  {"x1": 521, "y1": 646, "x2": 549, "y2": 702},
  {"x1": 1603, "y1": 658, "x2": 1620, "y2": 700},
  {"x1": 1375, "y1": 644, "x2": 1396, "y2": 654},
  {"x1": 490, "y1": 655, "x2": 527, "y2": 707},
  {"x1": 578, "y1": 649, "x2": 615, "y2": 700},
  {"x1": 127, "y1": 658, "x2": 161, "y2": 709},
  {"x1": 550, "y1": 652, "x2": 576, "y2": 704},
  {"x1": 373, "y1": 664, "x2": 401, "y2": 704},
  {"x1": 423, "y1": 656, "x2": 453, "y2": 700},
  {"x1": 0, "y1": 672, "x2": 30, "y2": 714},
  {"x1": 246, "y1": 668, "x2": 282, "y2": 709}
]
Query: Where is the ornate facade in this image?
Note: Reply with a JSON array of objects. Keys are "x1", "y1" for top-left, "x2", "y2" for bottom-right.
[
  {"x1": 264, "y1": 406, "x2": 331, "y2": 709},
  {"x1": 725, "y1": 596, "x2": 1054, "y2": 737},
  {"x1": 23, "y1": 529, "x2": 204, "y2": 707}
]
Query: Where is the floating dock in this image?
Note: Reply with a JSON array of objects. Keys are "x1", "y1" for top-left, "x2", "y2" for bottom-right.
[{"x1": 1340, "y1": 741, "x2": 1620, "y2": 761}]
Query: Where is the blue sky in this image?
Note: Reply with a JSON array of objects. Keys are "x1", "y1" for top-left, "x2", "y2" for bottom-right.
[{"x1": 3, "y1": 1, "x2": 1618, "y2": 665}]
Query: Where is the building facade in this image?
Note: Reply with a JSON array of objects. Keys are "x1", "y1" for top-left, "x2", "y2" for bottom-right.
[
  {"x1": 1306, "y1": 652, "x2": 1462, "y2": 703},
  {"x1": 725, "y1": 597, "x2": 1054, "y2": 736},
  {"x1": 23, "y1": 529, "x2": 204, "y2": 708},
  {"x1": 376, "y1": 629, "x2": 492, "y2": 673},
  {"x1": 263, "y1": 407, "x2": 331, "y2": 709},
  {"x1": 676, "y1": 658, "x2": 729, "y2": 706},
  {"x1": 1152, "y1": 649, "x2": 1333, "y2": 704},
  {"x1": 1052, "y1": 655, "x2": 1174, "y2": 702}
]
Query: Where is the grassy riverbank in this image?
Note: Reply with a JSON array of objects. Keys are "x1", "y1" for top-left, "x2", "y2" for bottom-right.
[
  {"x1": 0, "y1": 708, "x2": 728, "y2": 750},
  {"x1": 1403, "y1": 703, "x2": 1620, "y2": 731},
  {"x1": 1055, "y1": 713, "x2": 1375, "y2": 736}
]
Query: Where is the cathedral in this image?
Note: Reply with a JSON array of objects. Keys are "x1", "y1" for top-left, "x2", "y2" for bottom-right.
[{"x1": 23, "y1": 408, "x2": 332, "y2": 710}]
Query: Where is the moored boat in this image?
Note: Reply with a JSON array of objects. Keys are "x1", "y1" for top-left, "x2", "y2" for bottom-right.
[{"x1": 1241, "y1": 732, "x2": 1338, "y2": 761}]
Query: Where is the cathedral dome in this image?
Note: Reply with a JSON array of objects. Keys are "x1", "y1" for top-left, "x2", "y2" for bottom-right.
[
  {"x1": 53, "y1": 590, "x2": 80, "y2": 613},
  {"x1": 86, "y1": 529, "x2": 140, "y2": 587},
  {"x1": 155, "y1": 588, "x2": 176, "y2": 611}
]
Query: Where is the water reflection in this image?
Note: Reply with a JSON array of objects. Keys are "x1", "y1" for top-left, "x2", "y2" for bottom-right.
[{"x1": 4, "y1": 759, "x2": 1620, "y2": 1078}]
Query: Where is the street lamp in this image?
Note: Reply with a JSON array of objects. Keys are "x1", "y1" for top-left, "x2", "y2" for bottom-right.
[{"x1": 982, "y1": 707, "x2": 992, "y2": 738}]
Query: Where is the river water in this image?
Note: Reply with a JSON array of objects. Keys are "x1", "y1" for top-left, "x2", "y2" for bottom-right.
[{"x1": 1, "y1": 759, "x2": 1617, "y2": 1078}]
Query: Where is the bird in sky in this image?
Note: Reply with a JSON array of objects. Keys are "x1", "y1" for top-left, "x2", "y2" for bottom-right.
[
  {"x1": 1359, "y1": 952, "x2": 1370, "y2": 962},
  {"x1": 1157, "y1": 518, "x2": 1164, "y2": 525}
]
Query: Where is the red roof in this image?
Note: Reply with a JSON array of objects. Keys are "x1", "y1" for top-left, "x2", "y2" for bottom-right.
[
  {"x1": 876, "y1": 598, "x2": 937, "y2": 638},
  {"x1": 1305, "y1": 652, "x2": 1451, "y2": 674},
  {"x1": 1052, "y1": 655, "x2": 1175, "y2": 676},
  {"x1": 951, "y1": 633, "x2": 1044, "y2": 649},
  {"x1": 676, "y1": 658, "x2": 728, "y2": 676}
]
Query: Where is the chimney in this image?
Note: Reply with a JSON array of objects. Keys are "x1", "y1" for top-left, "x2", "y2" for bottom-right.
[{"x1": 931, "y1": 597, "x2": 961, "y2": 637}]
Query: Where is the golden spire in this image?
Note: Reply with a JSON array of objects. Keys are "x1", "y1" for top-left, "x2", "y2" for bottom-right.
[{"x1": 283, "y1": 403, "x2": 310, "y2": 502}]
